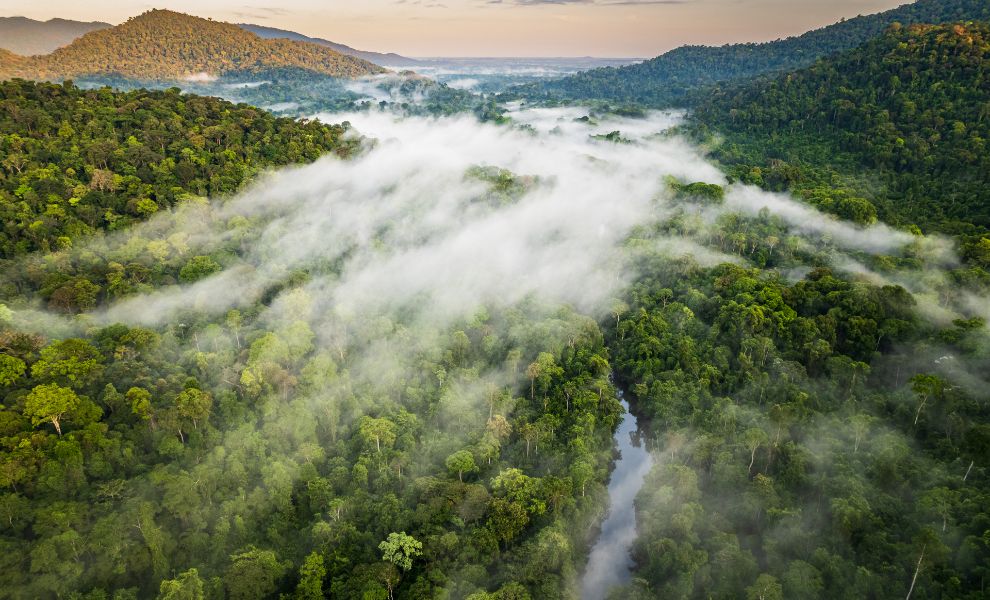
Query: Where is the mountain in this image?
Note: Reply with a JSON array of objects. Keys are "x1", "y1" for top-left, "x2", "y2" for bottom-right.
[
  {"x1": 693, "y1": 21, "x2": 990, "y2": 230},
  {"x1": 509, "y1": 0, "x2": 990, "y2": 106},
  {"x1": 0, "y1": 9, "x2": 385, "y2": 82},
  {"x1": 0, "y1": 16, "x2": 110, "y2": 56},
  {"x1": 238, "y1": 23, "x2": 419, "y2": 67}
]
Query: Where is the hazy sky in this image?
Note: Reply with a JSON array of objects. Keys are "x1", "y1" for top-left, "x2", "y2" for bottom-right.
[{"x1": 1, "y1": 0, "x2": 911, "y2": 57}]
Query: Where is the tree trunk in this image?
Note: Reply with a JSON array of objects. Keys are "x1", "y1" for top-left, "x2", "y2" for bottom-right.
[
  {"x1": 914, "y1": 396, "x2": 929, "y2": 425},
  {"x1": 905, "y1": 545, "x2": 925, "y2": 600}
]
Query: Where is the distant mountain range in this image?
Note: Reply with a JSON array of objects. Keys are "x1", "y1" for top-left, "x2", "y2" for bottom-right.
[
  {"x1": 0, "y1": 10, "x2": 384, "y2": 82},
  {"x1": 0, "y1": 14, "x2": 416, "y2": 70},
  {"x1": 238, "y1": 23, "x2": 418, "y2": 67},
  {"x1": 0, "y1": 16, "x2": 110, "y2": 56},
  {"x1": 509, "y1": 0, "x2": 990, "y2": 106}
]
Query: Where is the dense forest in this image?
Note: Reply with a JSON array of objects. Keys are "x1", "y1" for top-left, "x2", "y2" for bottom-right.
[
  {"x1": 146, "y1": 69, "x2": 497, "y2": 121},
  {"x1": 505, "y1": 0, "x2": 990, "y2": 107},
  {"x1": 0, "y1": 79, "x2": 360, "y2": 258},
  {"x1": 691, "y1": 22, "x2": 990, "y2": 232},
  {"x1": 607, "y1": 204, "x2": 990, "y2": 598},
  {"x1": 237, "y1": 24, "x2": 419, "y2": 68},
  {"x1": 0, "y1": 79, "x2": 625, "y2": 600},
  {"x1": 0, "y1": 10, "x2": 384, "y2": 82},
  {"x1": 598, "y1": 15, "x2": 990, "y2": 600},
  {"x1": 2, "y1": 1, "x2": 990, "y2": 599}
]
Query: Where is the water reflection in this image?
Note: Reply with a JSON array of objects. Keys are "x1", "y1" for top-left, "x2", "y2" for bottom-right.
[{"x1": 580, "y1": 390, "x2": 654, "y2": 599}]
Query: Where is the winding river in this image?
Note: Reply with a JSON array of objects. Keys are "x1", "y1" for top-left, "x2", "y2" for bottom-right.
[{"x1": 580, "y1": 390, "x2": 654, "y2": 599}]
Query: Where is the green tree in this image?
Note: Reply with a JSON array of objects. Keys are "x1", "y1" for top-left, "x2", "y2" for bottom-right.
[
  {"x1": 359, "y1": 416, "x2": 397, "y2": 453},
  {"x1": 0, "y1": 354, "x2": 26, "y2": 386},
  {"x1": 30, "y1": 338, "x2": 103, "y2": 388},
  {"x1": 746, "y1": 574, "x2": 783, "y2": 600},
  {"x1": 225, "y1": 547, "x2": 285, "y2": 600},
  {"x1": 295, "y1": 552, "x2": 326, "y2": 600},
  {"x1": 446, "y1": 450, "x2": 478, "y2": 483},
  {"x1": 178, "y1": 255, "x2": 222, "y2": 283},
  {"x1": 24, "y1": 383, "x2": 80, "y2": 436},
  {"x1": 379, "y1": 532, "x2": 422, "y2": 572},
  {"x1": 488, "y1": 498, "x2": 528, "y2": 549},
  {"x1": 157, "y1": 568, "x2": 205, "y2": 600}
]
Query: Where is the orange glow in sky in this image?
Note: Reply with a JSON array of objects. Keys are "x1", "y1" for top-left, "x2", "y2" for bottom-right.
[{"x1": 1, "y1": 0, "x2": 912, "y2": 57}]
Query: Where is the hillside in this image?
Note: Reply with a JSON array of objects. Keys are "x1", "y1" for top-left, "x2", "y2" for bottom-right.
[
  {"x1": 0, "y1": 17, "x2": 110, "y2": 56},
  {"x1": 0, "y1": 79, "x2": 358, "y2": 257},
  {"x1": 508, "y1": 0, "x2": 990, "y2": 106},
  {"x1": 692, "y1": 21, "x2": 990, "y2": 231},
  {"x1": 0, "y1": 9, "x2": 385, "y2": 82},
  {"x1": 238, "y1": 23, "x2": 419, "y2": 67}
]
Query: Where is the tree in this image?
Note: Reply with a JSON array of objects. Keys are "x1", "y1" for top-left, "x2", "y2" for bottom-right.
[
  {"x1": 571, "y1": 460, "x2": 594, "y2": 497},
  {"x1": 175, "y1": 388, "x2": 212, "y2": 430},
  {"x1": 127, "y1": 387, "x2": 153, "y2": 422},
  {"x1": 0, "y1": 354, "x2": 26, "y2": 386},
  {"x1": 488, "y1": 498, "x2": 528, "y2": 549},
  {"x1": 746, "y1": 574, "x2": 783, "y2": 600},
  {"x1": 179, "y1": 255, "x2": 221, "y2": 283},
  {"x1": 379, "y1": 532, "x2": 422, "y2": 572},
  {"x1": 225, "y1": 547, "x2": 285, "y2": 600},
  {"x1": 919, "y1": 487, "x2": 957, "y2": 533},
  {"x1": 910, "y1": 374, "x2": 946, "y2": 425},
  {"x1": 526, "y1": 352, "x2": 562, "y2": 400},
  {"x1": 30, "y1": 338, "x2": 103, "y2": 389},
  {"x1": 24, "y1": 384, "x2": 80, "y2": 436},
  {"x1": 446, "y1": 450, "x2": 478, "y2": 483},
  {"x1": 157, "y1": 568, "x2": 205, "y2": 600},
  {"x1": 359, "y1": 416, "x2": 397, "y2": 453},
  {"x1": 295, "y1": 552, "x2": 326, "y2": 600},
  {"x1": 743, "y1": 428, "x2": 769, "y2": 475}
]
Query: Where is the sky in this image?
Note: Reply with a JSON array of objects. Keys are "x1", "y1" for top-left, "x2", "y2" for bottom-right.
[{"x1": 0, "y1": 0, "x2": 912, "y2": 57}]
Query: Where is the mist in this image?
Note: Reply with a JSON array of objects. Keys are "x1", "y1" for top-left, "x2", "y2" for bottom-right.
[{"x1": 8, "y1": 102, "x2": 985, "y2": 599}]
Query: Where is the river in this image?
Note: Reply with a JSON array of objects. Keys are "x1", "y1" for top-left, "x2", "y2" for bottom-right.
[{"x1": 580, "y1": 390, "x2": 654, "y2": 599}]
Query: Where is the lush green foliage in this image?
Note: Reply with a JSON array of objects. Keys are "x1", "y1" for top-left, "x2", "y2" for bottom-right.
[
  {"x1": 603, "y1": 185, "x2": 990, "y2": 599},
  {"x1": 692, "y1": 22, "x2": 990, "y2": 233},
  {"x1": 0, "y1": 83, "x2": 625, "y2": 598},
  {"x1": 3, "y1": 9, "x2": 990, "y2": 598},
  {"x1": 0, "y1": 79, "x2": 356, "y2": 258},
  {"x1": 0, "y1": 10, "x2": 384, "y2": 82},
  {"x1": 506, "y1": 0, "x2": 990, "y2": 107}
]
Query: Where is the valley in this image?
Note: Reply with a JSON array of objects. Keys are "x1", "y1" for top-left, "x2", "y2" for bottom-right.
[{"x1": 0, "y1": 1, "x2": 988, "y2": 599}]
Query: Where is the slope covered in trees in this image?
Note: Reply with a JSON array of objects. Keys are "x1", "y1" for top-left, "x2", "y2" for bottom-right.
[
  {"x1": 0, "y1": 10, "x2": 384, "y2": 82},
  {"x1": 507, "y1": 0, "x2": 990, "y2": 106},
  {"x1": 692, "y1": 21, "x2": 990, "y2": 232},
  {"x1": 593, "y1": 19, "x2": 990, "y2": 599},
  {"x1": 608, "y1": 228, "x2": 990, "y2": 599},
  {"x1": 0, "y1": 79, "x2": 358, "y2": 258},
  {"x1": 238, "y1": 23, "x2": 419, "y2": 67},
  {"x1": 0, "y1": 17, "x2": 110, "y2": 57},
  {"x1": 0, "y1": 82, "x2": 631, "y2": 600}
]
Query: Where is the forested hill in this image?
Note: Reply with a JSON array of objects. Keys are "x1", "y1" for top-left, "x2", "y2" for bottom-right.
[
  {"x1": 507, "y1": 0, "x2": 990, "y2": 106},
  {"x1": 0, "y1": 17, "x2": 110, "y2": 57},
  {"x1": 0, "y1": 10, "x2": 385, "y2": 83},
  {"x1": 0, "y1": 79, "x2": 358, "y2": 260},
  {"x1": 238, "y1": 24, "x2": 420, "y2": 67},
  {"x1": 692, "y1": 21, "x2": 990, "y2": 232}
]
